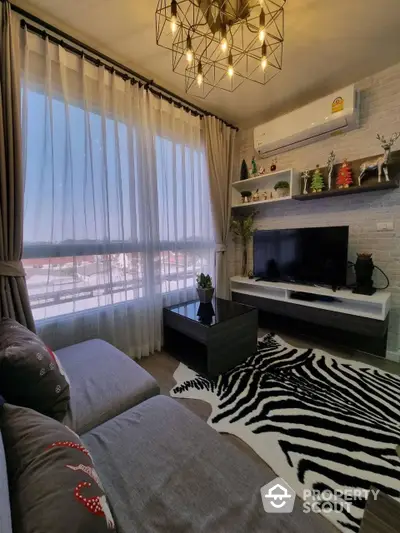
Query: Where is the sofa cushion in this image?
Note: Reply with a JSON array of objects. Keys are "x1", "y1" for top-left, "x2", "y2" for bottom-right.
[
  {"x1": 0, "y1": 403, "x2": 116, "y2": 533},
  {"x1": 0, "y1": 398, "x2": 12, "y2": 533},
  {"x1": 0, "y1": 319, "x2": 70, "y2": 421},
  {"x1": 56, "y1": 339, "x2": 160, "y2": 434},
  {"x1": 82, "y1": 396, "x2": 321, "y2": 533}
]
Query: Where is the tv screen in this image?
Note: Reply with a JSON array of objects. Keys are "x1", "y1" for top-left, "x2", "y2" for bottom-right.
[{"x1": 253, "y1": 226, "x2": 349, "y2": 287}]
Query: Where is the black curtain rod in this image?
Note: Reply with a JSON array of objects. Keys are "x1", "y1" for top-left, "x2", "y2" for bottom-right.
[
  {"x1": 20, "y1": 20, "x2": 202, "y2": 119},
  {"x1": 9, "y1": 1, "x2": 238, "y2": 131}
]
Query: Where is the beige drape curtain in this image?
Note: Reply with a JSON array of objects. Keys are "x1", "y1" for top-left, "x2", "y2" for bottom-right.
[
  {"x1": 204, "y1": 116, "x2": 236, "y2": 299},
  {"x1": 0, "y1": 2, "x2": 35, "y2": 330}
]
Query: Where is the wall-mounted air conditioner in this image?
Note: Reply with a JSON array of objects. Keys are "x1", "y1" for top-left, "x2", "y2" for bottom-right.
[{"x1": 254, "y1": 85, "x2": 360, "y2": 158}]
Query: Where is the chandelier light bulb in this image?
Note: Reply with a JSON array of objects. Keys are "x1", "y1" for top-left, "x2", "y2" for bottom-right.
[
  {"x1": 261, "y1": 56, "x2": 268, "y2": 71},
  {"x1": 261, "y1": 42, "x2": 267, "y2": 71},
  {"x1": 259, "y1": 8, "x2": 266, "y2": 42},
  {"x1": 227, "y1": 52, "x2": 234, "y2": 78},
  {"x1": 170, "y1": 0, "x2": 178, "y2": 34},
  {"x1": 186, "y1": 49, "x2": 193, "y2": 63},
  {"x1": 221, "y1": 25, "x2": 228, "y2": 52},
  {"x1": 171, "y1": 16, "x2": 177, "y2": 35},
  {"x1": 197, "y1": 62, "x2": 203, "y2": 87},
  {"x1": 186, "y1": 35, "x2": 193, "y2": 64}
]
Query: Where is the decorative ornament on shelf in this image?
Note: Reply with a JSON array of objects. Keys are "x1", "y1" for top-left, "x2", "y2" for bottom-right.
[
  {"x1": 155, "y1": 1, "x2": 286, "y2": 98},
  {"x1": 262, "y1": 191, "x2": 269, "y2": 200},
  {"x1": 336, "y1": 159, "x2": 353, "y2": 189},
  {"x1": 327, "y1": 151, "x2": 336, "y2": 190},
  {"x1": 258, "y1": 166, "x2": 265, "y2": 175},
  {"x1": 241, "y1": 190, "x2": 252, "y2": 203},
  {"x1": 251, "y1": 157, "x2": 258, "y2": 176},
  {"x1": 240, "y1": 159, "x2": 249, "y2": 181},
  {"x1": 230, "y1": 211, "x2": 258, "y2": 277},
  {"x1": 274, "y1": 180, "x2": 290, "y2": 197},
  {"x1": 270, "y1": 157, "x2": 277, "y2": 172},
  {"x1": 358, "y1": 132, "x2": 400, "y2": 185},
  {"x1": 252, "y1": 188, "x2": 260, "y2": 202},
  {"x1": 311, "y1": 165, "x2": 325, "y2": 192},
  {"x1": 301, "y1": 170, "x2": 311, "y2": 194}
]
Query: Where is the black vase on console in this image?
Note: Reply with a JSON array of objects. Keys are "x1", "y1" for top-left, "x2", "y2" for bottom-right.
[{"x1": 353, "y1": 253, "x2": 376, "y2": 295}]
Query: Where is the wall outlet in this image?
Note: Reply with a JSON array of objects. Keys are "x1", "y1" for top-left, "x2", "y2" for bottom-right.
[{"x1": 377, "y1": 221, "x2": 394, "y2": 231}]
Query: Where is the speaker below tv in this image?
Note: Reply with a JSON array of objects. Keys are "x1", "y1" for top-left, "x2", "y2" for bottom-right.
[{"x1": 253, "y1": 226, "x2": 349, "y2": 289}]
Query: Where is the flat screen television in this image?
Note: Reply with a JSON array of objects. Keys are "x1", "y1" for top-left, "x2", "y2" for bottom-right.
[{"x1": 253, "y1": 226, "x2": 349, "y2": 287}]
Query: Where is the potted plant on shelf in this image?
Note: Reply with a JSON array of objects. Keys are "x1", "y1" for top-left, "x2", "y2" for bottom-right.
[
  {"x1": 230, "y1": 211, "x2": 258, "y2": 277},
  {"x1": 240, "y1": 190, "x2": 252, "y2": 203},
  {"x1": 273, "y1": 181, "x2": 290, "y2": 198},
  {"x1": 196, "y1": 273, "x2": 214, "y2": 303}
]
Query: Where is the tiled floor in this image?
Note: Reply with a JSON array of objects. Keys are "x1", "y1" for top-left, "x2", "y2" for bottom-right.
[{"x1": 139, "y1": 330, "x2": 400, "y2": 533}]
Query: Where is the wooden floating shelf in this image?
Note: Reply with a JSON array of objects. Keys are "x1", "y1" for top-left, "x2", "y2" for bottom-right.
[
  {"x1": 232, "y1": 168, "x2": 294, "y2": 191},
  {"x1": 231, "y1": 168, "x2": 299, "y2": 209},
  {"x1": 293, "y1": 179, "x2": 399, "y2": 201}
]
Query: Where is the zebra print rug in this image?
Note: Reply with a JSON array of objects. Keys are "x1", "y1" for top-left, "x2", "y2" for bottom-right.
[{"x1": 170, "y1": 334, "x2": 400, "y2": 533}]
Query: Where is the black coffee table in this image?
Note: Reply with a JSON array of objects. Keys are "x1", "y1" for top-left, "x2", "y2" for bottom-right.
[{"x1": 163, "y1": 298, "x2": 258, "y2": 378}]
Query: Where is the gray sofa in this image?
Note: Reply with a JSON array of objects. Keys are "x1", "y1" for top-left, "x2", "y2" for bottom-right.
[{"x1": 0, "y1": 339, "x2": 323, "y2": 533}]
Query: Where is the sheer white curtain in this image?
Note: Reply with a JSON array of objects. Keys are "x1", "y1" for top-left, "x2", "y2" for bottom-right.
[{"x1": 20, "y1": 28, "x2": 215, "y2": 358}]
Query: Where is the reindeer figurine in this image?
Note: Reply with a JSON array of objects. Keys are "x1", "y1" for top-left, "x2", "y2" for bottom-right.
[{"x1": 358, "y1": 132, "x2": 400, "y2": 185}]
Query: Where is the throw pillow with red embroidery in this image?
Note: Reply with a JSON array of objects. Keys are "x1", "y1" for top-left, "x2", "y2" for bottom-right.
[
  {"x1": 0, "y1": 403, "x2": 116, "y2": 533},
  {"x1": 0, "y1": 319, "x2": 70, "y2": 421}
]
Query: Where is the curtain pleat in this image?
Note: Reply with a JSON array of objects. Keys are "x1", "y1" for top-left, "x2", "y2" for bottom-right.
[
  {"x1": 204, "y1": 116, "x2": 236, "y2": 299},
  {"x1": 20, "y1": 27, "x2": 215, "y2": 357},
  {"x1": 0, "y1": 3, "x2": 35, "y2": 330}
]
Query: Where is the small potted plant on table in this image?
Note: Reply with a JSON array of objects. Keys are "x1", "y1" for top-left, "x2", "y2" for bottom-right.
[
  {"x1": 196, "y1": 273, "x2": 214, "y2": 303},
  {"x1": 273, "y1": 181, "x2": 290, "y2": 198}
]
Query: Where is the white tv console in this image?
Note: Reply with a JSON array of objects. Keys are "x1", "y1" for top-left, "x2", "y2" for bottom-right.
[{"x1": 231, "y1": 276, "x2": 391, "y2": 357}]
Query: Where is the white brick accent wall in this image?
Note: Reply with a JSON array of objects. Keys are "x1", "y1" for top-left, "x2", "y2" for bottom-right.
[{"x1": 232, "y1": 61, "x2": 400, "y2": 354}]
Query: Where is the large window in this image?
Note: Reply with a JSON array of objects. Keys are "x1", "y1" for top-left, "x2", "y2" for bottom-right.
[
  {"x1": 20, "y1": 29, "x2": 215, "y2": 357},
  {"x1": 22, "y1": 87, "x2": 215, "y2": 322}
]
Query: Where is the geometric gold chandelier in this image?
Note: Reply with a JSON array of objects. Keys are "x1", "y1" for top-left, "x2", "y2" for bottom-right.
[{"x1": 155, "y1": 0, "x2": 286, "y2": 98}]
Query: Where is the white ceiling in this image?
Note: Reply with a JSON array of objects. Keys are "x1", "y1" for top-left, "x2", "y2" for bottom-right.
[{"x1": 16, "y1": 0, "x2": 400, "y2": 128}]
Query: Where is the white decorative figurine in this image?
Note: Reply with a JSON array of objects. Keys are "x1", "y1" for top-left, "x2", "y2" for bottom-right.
[
  {"x1": 301, "y1": 170, "x2": 310, "y2": 194},
  {"x1": 327, "y1": 151, "x2": 336, "y2": 190},
  {"x1": 358, "y1": 132, "x2": 400, "y2": 185}
]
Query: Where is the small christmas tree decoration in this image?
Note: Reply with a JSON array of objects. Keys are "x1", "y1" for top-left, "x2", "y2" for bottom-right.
[
  {"x1": 251, "y1": 157, "x2": 258, "y2": 176},
  {"x1": 240, "y1": 159, "x2": 249, "y2": 181},
  {"x1": 336, "y1": 159, "x2": 353, "y2": 189},
  {"x1": 311, "y1": 165, "x2": 325, "y2": 192}
]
